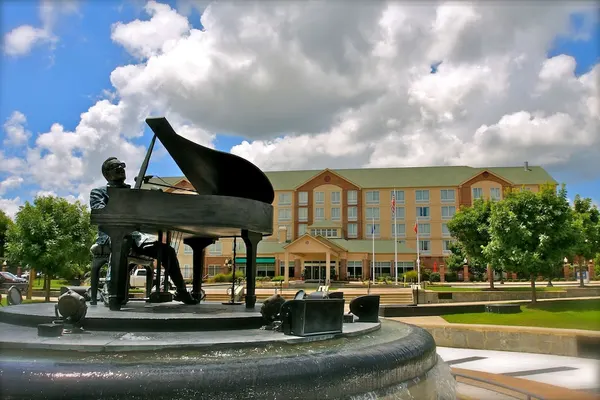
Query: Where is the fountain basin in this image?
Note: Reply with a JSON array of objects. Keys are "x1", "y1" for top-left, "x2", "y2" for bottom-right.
[{"x1": 0, "y1": 303, "x2": 455, "y2": 399}]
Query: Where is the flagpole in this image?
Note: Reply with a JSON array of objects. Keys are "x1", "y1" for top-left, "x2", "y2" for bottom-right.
[
  {"x1": 393, "y1": 190, "x2": 398, "y2": 286},
  {"x1": 372, "y1": 215, "x2": 376, "y2": 287},
  {"x1": 416, "y1": 217, "x2": 421, "y2": 287}
]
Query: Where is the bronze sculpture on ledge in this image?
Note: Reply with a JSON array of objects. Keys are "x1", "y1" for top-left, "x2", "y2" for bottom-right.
[{"x1": 89, "y1": 117, "x2": 274, "y2": 311}]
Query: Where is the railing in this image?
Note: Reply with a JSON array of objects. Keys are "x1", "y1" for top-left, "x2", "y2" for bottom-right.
[{"x1": 452, "y1": 370, "x2": 545, "y2": 400}]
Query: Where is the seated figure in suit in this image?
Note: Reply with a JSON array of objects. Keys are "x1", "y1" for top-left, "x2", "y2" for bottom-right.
[{"x1": 90, "y1": 157, "x2": 198, "y2": 305}]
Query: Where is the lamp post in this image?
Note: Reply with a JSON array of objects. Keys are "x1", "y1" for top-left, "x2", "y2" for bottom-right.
[{"x1": 463, "y1": 257, "x2": 468, "y2": 283}]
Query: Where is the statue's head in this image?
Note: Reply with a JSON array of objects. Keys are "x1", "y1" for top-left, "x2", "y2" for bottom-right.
[{"x1": 101, "y1": 157, "x2": 126, "y2": 185}]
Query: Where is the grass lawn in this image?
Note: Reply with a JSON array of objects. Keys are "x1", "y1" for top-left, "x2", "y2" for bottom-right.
[
  {"x1": 427, "y1": 286, "x2": 565, "y2": 292},
  {"x1": 442, "y1": 299, "x2": 600, "y2": 331},
  {"x1": 31, "y1": 279, "x2": 71, "y2": 290}
]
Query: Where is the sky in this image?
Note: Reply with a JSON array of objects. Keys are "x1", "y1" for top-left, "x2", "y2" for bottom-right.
[{"x1": 0, "y1": 0, "x2": 599, "y2": 218}]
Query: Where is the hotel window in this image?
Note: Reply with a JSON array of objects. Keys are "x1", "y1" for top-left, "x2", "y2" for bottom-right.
[
  {"x1": 331, "y1": 207, "x2": 341, "y2": 221},
  {"x1": 472, "y1": 187, "x2": 483, "y2": 200},
  {"x1": 393, "y1": 206, "x2": 405, "y2": 220},
  {"x1": 441, "y1": 206, "x2": 456, "y2": 219},
  {"x1": 416, "y1": 206, "x2": 430, "y2": 219},
  {"x1": 183, "y1": 264, "x2": 191, "y2": 279},
  {"x1": 490, "y1": 187, "x2": 501, "y2": 201},
  {"x1": 443, "y1": 240, "x2": 453, "y2": 254},
  {"x1": 347, "y1": 261, "x2": 363, "y2": 279},
  {"x1": 331, "y1": 191, "x2": 341, "y2": 204},
  {"x1": 207, "y1": 265, "x2": 221, "y2": 276},
  {"x1": 347, "y1": 206, "x2": 358, "y2": 221},
  {"x1": 314, "y1": 207, "x2": 325, "y2": 220},
  {"x1": 347, "y1": 223, "x2": 358, "y2": 238},
  {"x1": 311, "y1": 228, "x2": 339, "y2": 238},
  {"x1": 391, "y1": 190, "x2": 405, "y2": 204},
  {"x1": 347, "y1": 190, "x2": 358, "y2": 205},
  {"x1": 183, "y1": 244, "x2": 193, "y2": 254},
  {"x1": 298, "y1": 207, "x2": 308, "y2": 222},
  {"x1": 419, "y1": 240, "x2": 431, "y2": 254},
  {"x1": 315, "y1": 191, "x2": 325, "y2": 204},
  {"x1": 391, "y1": 223, "x2": 406, "y2": 237},
  {"x1": 366, "y1": 207, "x2": 380, "y2": 220},
  {"x1": 440, "y1": 189, "x2": 455, "y2": 203},
  {"x1": 234, "y1": 240, "x2": 246, "y2": 252},
  {"x1": 278, "y1": 208, "x2": 292, "y2": 221},
  {"x1": 208, "y1": 242, "x2": 222, "y2": 255},
  {"x1": 366, "y1": 223, "x2": 380, "y2": 238},
  {"x1": 416, "y1": 190, "x2": 430, "y2": 203},
  {"x1": 278, "y1": 192, "x2": 292, "y2": 205},
  {"x1": 282, "y1": 225, "x2": 293, "y2": 241},
  {"x1": 298, "y1": 191, "x2": 308, "y2": 205},
  {"x1": 371, "y1": 261, "x2": 391, "y2": 278},
  {"x1": 396, "y1": 261, "x2": 414, "y2": 275},
  {"x1": 417, "y1": 223, "x2": 431, "y2": 237},
  {"x1": 442, "y1": 223, "x2": 451, "y2": 237},
  {"x1": 279, "y1": 261, "x2": 295, "y2": 277},
  {"x1": 298, "y1": 224, "x2": 307, "y2": 236},
  {"x1": 366, "y1": 191, "x2": 380, "y2": 204}
]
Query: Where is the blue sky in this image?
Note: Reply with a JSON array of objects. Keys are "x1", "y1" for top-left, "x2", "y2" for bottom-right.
[{"x1": 1, "y1": 1, "x2": 599, "y2": 212}]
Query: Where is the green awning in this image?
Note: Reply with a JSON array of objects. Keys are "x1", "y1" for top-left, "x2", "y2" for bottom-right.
[{"x1": 235, "y1": 257, "x2": 275, "y2": 264}]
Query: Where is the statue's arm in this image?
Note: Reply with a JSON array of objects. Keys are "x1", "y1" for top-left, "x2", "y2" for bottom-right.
[{"x1": 90, "y1": 188, "x2": 108, "y2": 210}]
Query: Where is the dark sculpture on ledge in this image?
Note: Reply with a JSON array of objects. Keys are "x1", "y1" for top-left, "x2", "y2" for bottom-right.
[
  {"x1": 89, "y1": 117, "x2": 274, "y2": 311},
  {"x1": 90, "y1": 157, "x2": 197, "y2": 305}
]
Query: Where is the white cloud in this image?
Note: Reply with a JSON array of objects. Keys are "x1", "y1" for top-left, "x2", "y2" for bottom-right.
[
  {"x1": 0, "y1": 176, "x2": 24, "y2": 195},
  {"x1": 6, "y1": 1, "x2": 600, "y2": 209},
  {"x1": 2, "y1": 0, "x2": 79, "y2": 56},
  {"x1": 3, "y1": 111, "x2": 31, "y2": 146},
  {"x1": 0, "y1": 197, "x2": 22, "y2": 219}
]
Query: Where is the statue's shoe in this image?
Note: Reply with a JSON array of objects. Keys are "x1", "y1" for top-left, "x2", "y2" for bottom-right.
[{"x1": 174, "y1": 290, "x2": 199, "y2": 305}]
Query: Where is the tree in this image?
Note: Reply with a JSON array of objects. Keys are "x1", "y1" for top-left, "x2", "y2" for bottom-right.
[
  {"x1": 445, "y1": 241, "x2": 466, "y2": 272},
  {"x1": 484, "y1": 184, "x2": 576, "y2": 304},
  {"x1": 447, "y1": 198, "x2": 496, "y2": 288},
  {"x1": 5, "y1": 196, "x2": 95, "y2": 301},
  {"x1": 0, "y1": 210, "x2": 13, "y2": 259},
  {"x1": 570, "y1": 195, "x2": 600, "y2": 287}
]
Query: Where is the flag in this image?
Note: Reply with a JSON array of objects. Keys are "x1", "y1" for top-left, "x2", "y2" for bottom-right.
[
  {"x1": 371, "y1": 224, "x2": 375, "y2": 234},
  {"x1": 391, "y1": 194, "x2": 396, "y2": 215},
  {"x1": 413, "y1": 222, "x2": 418, "y2": 233}
]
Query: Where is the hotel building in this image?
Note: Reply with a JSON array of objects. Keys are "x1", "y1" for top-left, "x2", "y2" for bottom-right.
[{"x1": 152, "y1": 164, "x2": 556, "y2": 283}]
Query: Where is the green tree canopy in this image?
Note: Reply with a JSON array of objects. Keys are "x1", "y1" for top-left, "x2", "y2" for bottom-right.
[
  {"x1": 6, "y1": 196, "x2": 95, "y2": 300},
  {"x1": 0, "y1": 209, "x2": 13, "y2": 259},
  {"x1": 570, "y1": 195, "x2": 600, "y2": 285},
  {"x1": 447, "y1": 198, "x2": 493, "y2": 285},
  {"x1": 484, "y1": 184, "x2": 576, "y2": 303},
  {"x1": 445, "y1": 241, "x2": 466, "y2": 272}
]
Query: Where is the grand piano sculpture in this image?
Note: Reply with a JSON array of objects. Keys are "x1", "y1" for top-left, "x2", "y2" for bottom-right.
[{"x1": 90, "y1": 117, "x2": 274, "y2": 311}]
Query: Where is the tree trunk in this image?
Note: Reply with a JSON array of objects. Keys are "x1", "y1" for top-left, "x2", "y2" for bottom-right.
[
  {"x1": 488, "y1": 264, "x2": 494, "y2": 290},
  {"x1": 44, "y1": 273, "x2": 50, "y2": 302},
  {"x1": 530, "y1": 274, "x2": 537, "y2": 304},
  {"x1": 579, "y1": 261, "x2": 585, "y2": 288}
]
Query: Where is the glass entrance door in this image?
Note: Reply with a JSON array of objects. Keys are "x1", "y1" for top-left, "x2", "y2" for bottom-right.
[{"x1": 303, "y1": 261, "x2": 336, "y2": 281}]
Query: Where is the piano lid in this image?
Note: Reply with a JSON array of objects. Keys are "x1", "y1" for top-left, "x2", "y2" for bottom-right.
[{"x1": 145, "y1": 117, "x2": 275, "y2": 205}]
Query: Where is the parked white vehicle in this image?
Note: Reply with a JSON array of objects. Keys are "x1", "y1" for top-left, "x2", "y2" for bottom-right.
[{"x1": 129, "y1": 268, "x2": 174, "y2": 290}]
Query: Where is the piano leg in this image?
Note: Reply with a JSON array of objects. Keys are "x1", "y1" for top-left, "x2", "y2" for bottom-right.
[
  {"x1": 183, "y1": 237, "x2": 213, "y2": 301},
  {"x1": 242, "y1": 230, "x2": 262, "y2": 309},
  {"x1": 105, "y1": 227, "x2": 135, "y2": 311}
]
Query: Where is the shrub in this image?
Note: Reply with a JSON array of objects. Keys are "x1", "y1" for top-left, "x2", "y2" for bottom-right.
[
  {"x1": 272, "y1": 276, "x2": 284, "y2": 282},
  {"x1": 404, "y1": 270, "x2": 418, "y2": 282},
  {"x1": 445, "y1": 272, "x2": 458, "y2": 282},
  {"x1": 430, "y1": 272, "x2": 440, "y2": 282}
]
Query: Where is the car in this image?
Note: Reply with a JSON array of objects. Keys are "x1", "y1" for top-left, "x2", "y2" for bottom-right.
[{"x1": 0, "y1": 271, "x2": 27, "y2": 284}]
